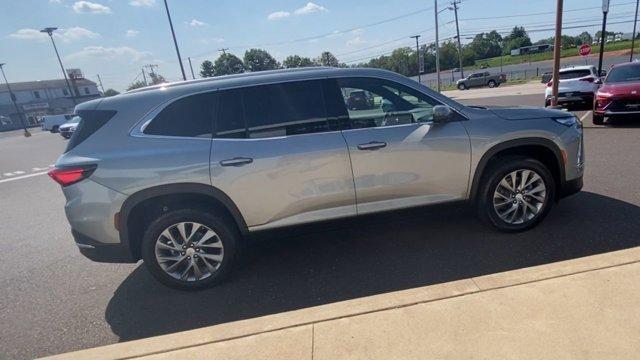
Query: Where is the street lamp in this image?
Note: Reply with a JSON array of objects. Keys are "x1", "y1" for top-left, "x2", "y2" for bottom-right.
[
  {"x1": 163, "y1": 0, "x2": 187, "y2": 81},
  {"x1": 40, "y1": 27, "x2": 76, "y2": 106},
  {"x1": 0, "y1": 63, "x2": 31, "y2": 137}
]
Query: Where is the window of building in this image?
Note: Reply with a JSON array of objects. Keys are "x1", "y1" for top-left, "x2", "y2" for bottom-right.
[
  {"x1": 84, "y1": 87, "x2": 90, "y2": 95},
  {"x1": 144, "y1": 93, "x2": 215, "y2": 138},
  {"x1": 33, "y1": 91, "x2": 41, "y2": 99}
]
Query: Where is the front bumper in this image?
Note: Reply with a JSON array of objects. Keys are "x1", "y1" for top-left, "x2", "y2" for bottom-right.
[
  {"x1": 73, "y1": 229, "x2": 137, "y2": 263},
  {"x1": 558, "y1": 176, "x2": 583, "y2": 199}
]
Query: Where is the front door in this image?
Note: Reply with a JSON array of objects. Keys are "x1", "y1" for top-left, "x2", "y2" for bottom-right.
[{"x1": 325, "y1": 77, "x2": 471, "y2": 215}]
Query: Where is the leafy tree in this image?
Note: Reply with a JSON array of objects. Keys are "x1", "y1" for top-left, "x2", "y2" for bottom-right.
[
  {"x1": 576, "y1": 31, "x2": 593, "y2": 45},
  {"x1": 126, "y1": 80, "x2": 146, "y2": 91},
  {"x1": 200, "y1": 60, "x2": 215, "y2": 77},
  {"x1": 283, "y1": 55, "x2": 316, "y2": 68},
  {"x1": 595, "y1": 30, "x2": 616, "y2": 42},
  {"x1": 243, "y1": 48, "x2": 280, "y2": 72},
  {"x1": 149, "y1": 73, "x2": 166, "y2": 85},
  {"x1": 213, "y1": 53, "x2": 245, "y2": 76},
  {"x1": 503, "y1": 26, "x2": 532, "y2": 53},
  {"x1": 103, "y1": 89, "x2": 120, "y2": 97},
  {"x1": 316, "y1": 51, "x2": 340, "y2": 67},
  {"x1": 467, "y1": 31, "x2": 503, "y2": 60}
]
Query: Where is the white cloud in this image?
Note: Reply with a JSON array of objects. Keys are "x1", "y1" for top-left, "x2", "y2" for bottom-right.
[
  {"x1": 347, "y1": 36, "x2": 367, "y2": 46},
  {"x1": 66, "y1": 46, "x2": 151, "y2": 62},
  {"x1": 72, "y1": 1, "x2": 112, "y2": 14},
  {"x1": 129, "y1": 0, "x2": 155, "y2": 6},
  {"x1": 188, "y1": 19, "x2": 207, "y2": 27},
  {"x1": 351, "y1": 28, "x2": 364, "y2": 35},
  {"x1": 8, "y1": 27, "x2": 99, "y2": 42},
  {"x1": 125, "y1": 29, "x2": 140, "y2": 37},
  {"x1": 199, "y1": 37, "x2": 225, "y2": 45},
  {"x1": 293, "y1": 2, "x2": 327, "y2": 15},
  {"x1": 267, "y1": 11, "x2": 290, "y2": 20},
  {"x1": 49, "y1": 0, "x2": 62, "y2": 3},
  {"x1": 327, "y1": 30, "x2": 342, "y2": 38}
]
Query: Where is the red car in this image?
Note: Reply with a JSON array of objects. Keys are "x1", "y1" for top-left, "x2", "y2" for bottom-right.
[{"x1": 593, "y1": 62, "x2": 640, "y2": 125}]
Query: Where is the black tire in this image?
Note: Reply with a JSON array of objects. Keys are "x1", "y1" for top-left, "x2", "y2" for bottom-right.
[
  {"x1": 487, "y1": 80, "x2": 497, "y2": 88},
  {"x1": 457, "y1": 83, "x2": 467, "y2": 90},
  {"x1": 476, "y1": 157, "x2": 555, "y2": 232},
  {"x1": 592, "y1": 114, "x2": 605, "y2": 125},
  {"x1": 141, "y1": 209, "x2": 240, "y2": 290},
  {"x1": 51, "y1": 125, "x2": 59, "y2": 133},
  {"x1": 544, "y1": 99, "x2": 551, "y2": 107}
]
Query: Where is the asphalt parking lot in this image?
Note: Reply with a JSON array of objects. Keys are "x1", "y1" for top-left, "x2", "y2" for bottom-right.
[{"x1": 1, "y1": 94, "x2": 639, "y2": 359}]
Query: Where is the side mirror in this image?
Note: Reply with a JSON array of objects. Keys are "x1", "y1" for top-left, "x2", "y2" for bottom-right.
[{"x1": 432, "y1": 105, "x2": 453, "y2": 123}]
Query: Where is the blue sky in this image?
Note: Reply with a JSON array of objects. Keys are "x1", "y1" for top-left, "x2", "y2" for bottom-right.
[{"x1": 1, "y1": 0, "x2": 639, "y2": 91}]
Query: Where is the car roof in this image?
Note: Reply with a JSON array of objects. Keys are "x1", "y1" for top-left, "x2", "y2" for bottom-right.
[{"x1": 610, "y1": 61, "x2": 640, "y2": 69}]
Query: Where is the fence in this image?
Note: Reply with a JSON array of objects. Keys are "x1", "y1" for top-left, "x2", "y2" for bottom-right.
[{"x1": 421, "y1": 67, "x2": 554, "y2": 90}]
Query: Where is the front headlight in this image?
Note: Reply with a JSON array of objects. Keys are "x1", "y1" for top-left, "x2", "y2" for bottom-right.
[{"x1": 553, "y1": 116, "x2": 580, "y2": 128}]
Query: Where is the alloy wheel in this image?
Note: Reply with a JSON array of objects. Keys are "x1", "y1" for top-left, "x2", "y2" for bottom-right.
[
  {"x1": 492, "y1": 169, "x2": 547, "y2": 225},
  {"x1": 154, "y1": 222, "x2": 224, "y2": 282}
]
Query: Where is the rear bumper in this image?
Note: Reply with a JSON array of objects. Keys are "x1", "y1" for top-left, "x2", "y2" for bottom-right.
[
  {"x1": 73, "y1": 229, "x2": 137, "y2": 263},
  {"x1": 547, "y1": 92, "x2": 593, "y2": 104}
]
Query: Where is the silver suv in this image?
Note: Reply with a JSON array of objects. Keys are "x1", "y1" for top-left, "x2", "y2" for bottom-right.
[{"x1": 49, "y1": 68, "x2": 584, "y2": 290}]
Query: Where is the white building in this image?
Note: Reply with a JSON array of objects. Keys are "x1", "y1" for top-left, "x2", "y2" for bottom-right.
[{"x1": 0, "y1": 77, "x2": 101, "y2": 131}]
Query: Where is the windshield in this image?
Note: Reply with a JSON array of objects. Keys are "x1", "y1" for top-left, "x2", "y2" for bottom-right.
[
  {"x1": 605, "y1": 65, "x2": 640, "y2": 83},
  {"x1": 558, "y1": 69, "x2": 591, "y2": 80}
]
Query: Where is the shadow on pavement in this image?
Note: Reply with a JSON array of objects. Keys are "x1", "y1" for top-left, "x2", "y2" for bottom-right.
[{"x1": 105, "y1": 191, "x2": 640, "y2": 342}]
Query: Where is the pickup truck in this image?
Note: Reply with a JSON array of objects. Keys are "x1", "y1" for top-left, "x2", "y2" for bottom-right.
[{"x1": 456, "y1": 72, "x2": 506, "y2": 90}]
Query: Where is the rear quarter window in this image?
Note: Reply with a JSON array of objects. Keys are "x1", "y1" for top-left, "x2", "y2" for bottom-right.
[
  {"x1": 144, "y1": 93, "x2": 215, "y2": 138},
  {"x1": 66, "y1": 110, "x2": 117, "y2": 152}
]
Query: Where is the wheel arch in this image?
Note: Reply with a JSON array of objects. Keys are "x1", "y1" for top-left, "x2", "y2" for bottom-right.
[
  {"x1": 118, "y1": 183, "x2": 248, "y2": 260},
  {"x1": 469, "y1": 138, "x2": 565, "y2": 201}
]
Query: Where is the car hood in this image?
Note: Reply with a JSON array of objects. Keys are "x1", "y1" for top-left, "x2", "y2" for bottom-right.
[
  {"x1": 481, "y1": 106, "x2": 571, "y2": 120},
  {"x1": 598, "y1": 81, "x2": 640, "y2": 96},
  {"x1": 59, "y1": 123, "x2": 77, "y2": 130}
]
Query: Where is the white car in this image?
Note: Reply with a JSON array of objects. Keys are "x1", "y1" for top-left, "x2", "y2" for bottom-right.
[
  {"x1": 59, "y1": 116, "x2": 80, "y2": 139},
  {"x1": 42, "y1": 114, "x2": 74, "y2": 133},
  {"x1": 544, "y1": 65, "x2": 600, "y2": 108}
]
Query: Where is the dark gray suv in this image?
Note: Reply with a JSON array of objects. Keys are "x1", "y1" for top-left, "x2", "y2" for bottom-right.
[{"x1": 49, "y1": 68, "x2": 584, "y2": 289}]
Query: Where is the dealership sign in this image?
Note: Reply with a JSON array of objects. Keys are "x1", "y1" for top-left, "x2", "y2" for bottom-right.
[{"x1": 22, "y1": 102, "x2": 49, "y2": 111}]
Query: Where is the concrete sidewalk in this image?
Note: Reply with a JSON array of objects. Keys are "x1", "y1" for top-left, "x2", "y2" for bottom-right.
[
  {"x1": 44, "y1": 247, "x2": 640, "y2": 360},
  {"x1": 443, "y1": 80, "x2": 545, "y2": 101}
]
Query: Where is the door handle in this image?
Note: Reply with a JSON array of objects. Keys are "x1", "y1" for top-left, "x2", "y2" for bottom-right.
[
  {"x1": 357, "y1": 141, "x2": 387, "y2": 151},
  {"x1": 220, "y1": 157, "x2": 253, "y2": 167}
]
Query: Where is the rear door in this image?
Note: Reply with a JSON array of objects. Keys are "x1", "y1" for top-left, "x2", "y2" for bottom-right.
[
  {"x1": 210, "y1": 80, "x2": 356, "y2": 230},
  {"x1": 325, "y1": 77, "x2": 471, "y2": 215}
]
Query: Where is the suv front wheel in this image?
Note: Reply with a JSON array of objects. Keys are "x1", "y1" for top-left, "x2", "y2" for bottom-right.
[
  {"x1": 477, "y1": 157, "x2": 555, "y2": 232},
  {"x1": 141, "y1": 209, "x2": 240, "y2": 290}
]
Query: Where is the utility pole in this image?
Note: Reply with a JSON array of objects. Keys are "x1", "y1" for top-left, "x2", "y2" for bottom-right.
[
  {"x1": 452, "y1": 0, "x2": 464, "y2": 78},
  {"x1": 434, "y1": 0, "x2": 441, "y2": 92},
  {"x1": 631, "y1": 0, "x2": 639, "y2": 62},
  {"x1": 96, "y1": 74, "x2": 105, "y2": 94},
  {"x1": 410, "y1": 35, "x2": 421, "y2": 83},
  {"x1": 0, "y1": 63, "x2": 30, "y2": 137},
  {"x1": 40, "y1": 27, "x2": 76, "y2": 105},
  {"x1": 163, "y1": 0, "x2": 187, "y2": 81},
  {"x1": 143, "y1": 64, "x2": 159, "y2": 84},
  {"x1": 188, "y1": 57, "x2": 195, "y2": 79},
  {"x1": 551, "y1": 0, "x2": 564, "y2": 107},
  {"x1": 141, "y1": 68, "x2": 148, "y2": 86},
  {"x1": 598, "y1": 0, "x2": 610, "y2": 75}
]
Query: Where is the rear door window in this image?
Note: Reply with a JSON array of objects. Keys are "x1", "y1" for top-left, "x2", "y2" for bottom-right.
[{"x1": 144, "y1": 93, "x2": 215, "y2": 138}]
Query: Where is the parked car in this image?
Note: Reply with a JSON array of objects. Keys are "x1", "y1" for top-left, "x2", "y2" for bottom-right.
[
  {"x1": 59, "y1": 116, "x2": 80, "y2": 139},
  {"x1": 48, "y1": 67, "x2": 584, "y2": 290},
  {"x1": 544, "y1": 65, "x2": 599, "y2": 108},
  {"x1": 42, "y1": 114, "x2": 74, "y2": 133},
  {"x1": 541, "y1": 72, "x2": 552, "y2": 84},
  {"x1": 457, "y1": 72, "x2": 506, "y2": 90},
  {"x1": 593, "y1": 62, "x2": 640, "y2": 125}
]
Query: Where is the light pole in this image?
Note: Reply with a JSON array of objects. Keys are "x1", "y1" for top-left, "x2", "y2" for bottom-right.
[
  {"x1": 631, "y1": 0, "x2": 639, "y2": 62},
  {"x1": 40, "y1": 27, "x2": 76, "y2": 106},
  {"x1": 551, "y1": 0, "x2": 564, "y2": 107},
  {"x1": 434, "y1": 0, "x2": 441, "y2": 92},
  {"x1": 410, "y1": 35, "x2": 421, "y2": 83},
  {"x1": 163, "y1": 0, "x2": 187, "y2": 81},
  {"x1": 451, "y1": 0, "x2": 464, "y2": 78},
  {"x1": 598, "y1": 0, "x2": 610, "y2": 75},
  {"x1": 0, "y1": 63, "x2": 31, "y2": 137}
]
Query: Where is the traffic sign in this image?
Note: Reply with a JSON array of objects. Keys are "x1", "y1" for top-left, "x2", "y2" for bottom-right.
[
  {"x1": 579, "y1": 44, "x2": 592, "y2": 57},
  {"x1": 602, "y1": 0, "x2": 610, "y2": 13}
]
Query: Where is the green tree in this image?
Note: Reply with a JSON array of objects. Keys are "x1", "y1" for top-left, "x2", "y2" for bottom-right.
[
  {"x1": 467, "y1": 31, "x2": 503, "y2": 60},
  {"x1": 149, "y1": 73, "x2": 166, "y2": 85},
  {"x1": 283, "y1": 55, "x2": 316, "y2": 68},
  {"x1": 243, "y1": 48, "x2": 280, "y2": 72},
  {"x1": 213, "y1": 53, "x2": 245, "y2": 76},
  {"x1": 200, "y1": 60, "x2": 215, "y2": 77},
  {"x1": 103, "y1": 89, "x2": 120, "y2": 97},
  {"x1": 503, "y1": 26, "x2": 532, "y2": 53},
  {"x1": 316, "y1": 51, "x2": 340, "y2": 67},
  {"x1": 126, "y1": 80, "x2": 146, "y2": 91},
  {"x1": 576, "y1": 31, "x2": 593, "y2": 45}
]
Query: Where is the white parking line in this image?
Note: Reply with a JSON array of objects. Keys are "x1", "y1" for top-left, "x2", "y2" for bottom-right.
[
  {"x1": 0, "y1": 171, "x2": 49, "y2": 184},
  {"x1": 580, "y1": 111, "x2": 592, "y2": 122}
]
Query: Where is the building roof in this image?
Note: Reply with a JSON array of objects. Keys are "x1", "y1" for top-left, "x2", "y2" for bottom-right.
[{"x1": 0, "y1": 78, "x2": 97, "y2": 92}]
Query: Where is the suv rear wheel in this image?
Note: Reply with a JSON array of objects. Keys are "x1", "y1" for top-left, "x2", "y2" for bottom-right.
[
  {"x1": 477, "y1": 157, "x2": 555, "y2": 232},
  {"x1": 457, "y1": 83, "x2": 467, "y2": 90},
  {"x1": 141, "y1": 209, "x2": 240, "y2": 290},
  {"x1": 487, "y1": 80, "x2": 497, "y2": 88}
]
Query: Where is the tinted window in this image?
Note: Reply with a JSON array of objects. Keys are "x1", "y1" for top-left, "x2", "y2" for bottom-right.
[
  {"x1": 336, "y1": 78, "x2": 438, "y2": 129},
  {"x1": 66, "y1": 110, "x2": 117, "y2": 152},
  {"x1": 605, "y1": 64, "x2": 640, "y2": 83},
  {"x1": 559, "y1": 69, "x2": 591, "y2": 80},
  {"x1": 215, "y1": 89, "x2": 246, "y2": 139},
  {"x1": 144, "y1": 93, "x2": 214, "y2": 138},
  {"x1": 242, "y1": 81, "x2": 329, "y2": 138}
]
